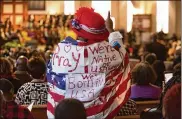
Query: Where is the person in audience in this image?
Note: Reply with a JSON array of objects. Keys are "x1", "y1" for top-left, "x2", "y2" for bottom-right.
[
  {"x1": 0, "y1": 90, "x2": 3, "y2": 119},
  {"x1": 6, "y1": 56, "x2": 16, "y2": 72},
  {"x1": 144, "y1": 53, "x2": 157, "y2": 65},
  {"x1": 0, "y1": 58, "x2": 21, "y2": 94},
  {"x1": 47, "y1": 8, "x2": 131, "y2": 119},
  {"x1": 139, "y1": 51, "x2": 149, "y2": 62},
  {"x1": 146, "y1": 33, "x2": 167, "y2": 61},
  {"x1": 14, "y1": 56, "x2": 32, "y2": 85},
  {"x1": 152, "y1": 60, "x2": 166, "y2": 88},
  {"x1": 173, "y1": 48, "x2": 181, "y2": 67},
  {"x1": 117, "y1": 99, "x2": 137, "y2": 116},
  {"x1": 15, "y1": 57, "x2": 48, "y2": 105},
  {"x1": 0, "y1": 78, "x2": 34, "y2": 119},
  {"x1": 162, "y1": 84, "x2": 181, "y2": 119},
  {"x1": 156, "y1": 63, "x2": 181, "y2": 112},
  {"x1": 45, "y1": 50, "x2": 53, "y2": 63},
  {"x1": 55, "y1": 98, "x2": 86, "y2": 119},
  {"x1": 130, "y1": 62, "x2": 161, "y2": 101}
]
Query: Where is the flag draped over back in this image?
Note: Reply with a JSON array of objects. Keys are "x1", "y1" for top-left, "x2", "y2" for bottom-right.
[{"x1": 47, "y1": 37, "x2": 131, "y2": 119}]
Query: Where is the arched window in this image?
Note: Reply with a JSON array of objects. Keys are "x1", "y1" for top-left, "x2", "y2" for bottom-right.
[
  {"x1": 127, "y1": 1, "x2": 144, "y2": 32},
  {"x1": 91, "y1": 1, "x2": 111, "y2": 19},
  {"x1": 92, "y1": 1, "x2": 115, "y2": 28},
  {"x1": 64, "y1": 1, "x2": 75, "y2": 15},
  {"x1": 156, "y1": 1, "x2": 169, "y2": 33},
  {"x1": 127, "y1": 1, "x2": 133, "y2": 32}
]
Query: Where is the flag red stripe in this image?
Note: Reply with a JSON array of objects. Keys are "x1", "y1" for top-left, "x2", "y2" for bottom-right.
[
  {"x1": 47, "y1": 101, "x2": 55, "y2": 116},
  {"x1": 49, "y1": 90, "x2": 64, "y2": 102},
  {"x1": 105, "y1": 88, "x2": 131, "y2": 119},
  {"x1": 101, "y1": 72, "x2": 123, "y2": 96},
  {"x1": 86, "y1": 74, "x2": 130, "y2": 116}
]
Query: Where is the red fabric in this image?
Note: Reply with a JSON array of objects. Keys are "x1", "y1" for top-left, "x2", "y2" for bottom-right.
[
  {"x1": 2, "y1": 101, "x2": 34, "y2": 119},
  {"x1": 70, "y1": 7, "x2": 109, "y2": 44}
]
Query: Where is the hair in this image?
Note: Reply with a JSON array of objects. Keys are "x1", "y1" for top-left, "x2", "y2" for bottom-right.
[
  {"x1": 55, "y1": 98, "x2": 87, "y2": 119},
  {"x1": 0, "y1": 58, "x2": 12, "y2": 76},
  {"x1": 152, "y1": 60, "x2": 165, "y2": 87},
  {"x1": 16, "y1": 48, "x2": 28, "y2": 59},
  {"x1": 132, "y1": 62, "x2": 157, "y2": 85},
  {"x1": 163, "y1": 84, "x2": 181, "y2": 119},
  {"x1": 7, "y1": 56, "x2": 15, "y2": 71},
  {"x1": 16, "y1": 55, "x2": 28, "y2": 71},
  {"x1": 27, "y1": 57, "x2": 46, "y2": 79},
  {"x1": 144, "y1": 53, "x2": 157, "y2": 65},
  {"x1": 0, "y1": 78, "x2": 14, "y2": 94},
  {"x1": 173, "y1": 63, "x2": 181, "y2": 78}
]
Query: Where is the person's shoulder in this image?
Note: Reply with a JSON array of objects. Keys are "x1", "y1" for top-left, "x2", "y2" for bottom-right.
[
  {"x1": 131, "y1": 84, "x2": 137, "y2": 88},
  {"x1": 8, "y1": 76, "x2": 20, "y2": 81},
  {"x1": 19, "y1": 82, "x2": 32, "y2": 89},
  {"x1": 150, "y1": 84, "x2": 162, "y2": 91}
]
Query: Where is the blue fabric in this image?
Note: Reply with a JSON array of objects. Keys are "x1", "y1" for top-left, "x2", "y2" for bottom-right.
[{"x1": 61, "y1": 36, "x2": 78, "y2": 45}]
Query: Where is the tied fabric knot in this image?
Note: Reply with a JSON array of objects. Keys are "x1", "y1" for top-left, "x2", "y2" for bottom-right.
[{"x1": 71, "y1": 19, "x2": 81, "y2": 30}]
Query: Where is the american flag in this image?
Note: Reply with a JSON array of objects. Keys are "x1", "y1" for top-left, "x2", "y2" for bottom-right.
[{"x1": 47, "y1": 37, "x2": 131, "y2": 119}]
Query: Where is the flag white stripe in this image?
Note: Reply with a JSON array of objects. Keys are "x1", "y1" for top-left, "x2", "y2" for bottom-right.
[
  {"x1": 103, "y1": 80, "x2": 130, "y2": 118},
  {"x1": 47, "y1": 110, "x2": 54, "y2": 119},
  {"x1": 106, "y1": 64, "x2": 130, "y2": 101},
  {"x1": 86, "y1": 80, "x2": 130, "y2": 119}
]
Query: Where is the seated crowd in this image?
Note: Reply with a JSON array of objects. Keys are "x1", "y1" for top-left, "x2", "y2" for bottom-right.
[
  {"x1": 0, "y1": 43, "x2": 181, "y2": 119},
  {"x1": 0, "y1": 8, "x2": 181, "y2": 119}
]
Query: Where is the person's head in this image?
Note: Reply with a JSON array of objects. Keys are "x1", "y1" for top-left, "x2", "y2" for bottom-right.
[
  {"x1": 16, "y1": 48, "x2": 28, "y2": 59},
  {"x1": 132, "y1": 62, "x2": 157, "y2": 85},
  {"x1": 0, "y1": 78, "x2": 14, "y2": 101},
  {"x1": 140, "y1": 51, "x2": 149, "y2": 61},
  {"x1": 27, "y1": 57, "x2": 46, "y2": 79},
  {"x1": 163, "y1": 84, "x2": 181, "y2": 119},
  {"x1": 45, "y1": 50, "x2": 52, "y2": 62},
  {"x1": 174, "y1": 48, "x2": 181, "y2": 58},
  {"x1": 55, "y1": 98, "x2": 86, "y2": 119},
  {"x1": 173, "y1": 63, "x2": 181, "y2": 77},
  {"x1": 144, "y1": 53, "x2": 157, "y2": 65},
  {"x1": 16, "y1": 55, "x2": 28, "y2": 71},
  {"x1": 70, "y1": 7, "x2": 109, "y2": 44},
  {"x1": 7, "y1": 56, "x2": 15, "y2": 71},
  {"x1": 29, "y1": 50, "x2": 40, "y2": 58},
  {"x1": 0, "y1": 58, "x2": 13, "y2": 76}
]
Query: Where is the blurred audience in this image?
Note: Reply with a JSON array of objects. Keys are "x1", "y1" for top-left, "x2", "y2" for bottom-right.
[
  {"x1": 0, "y1": 58, "x2": 21, "y2": 94},
  {"x1": 0, "y1": 9, "x2": 181, "y2": 119},
  {"x1": 173, "y1": 48, "x2": 181, "y2": 67},
  {"x1": 15, "y1": 57, "x2": 48, "y2": 105}
]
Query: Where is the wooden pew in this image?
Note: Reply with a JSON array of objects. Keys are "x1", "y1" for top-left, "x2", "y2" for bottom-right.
[
  {"x1": 136, "y1": 100, "x2": 160, "y2": 114},
  {"x1": 115, "y1": 115, "x2": 140, "y2": 119},
  {"x1": 22, "y1": 100, "x2": 159, "y2": 119},
  {"x1": 22, "y1": 105, "x2": 47, "y2": 119}
]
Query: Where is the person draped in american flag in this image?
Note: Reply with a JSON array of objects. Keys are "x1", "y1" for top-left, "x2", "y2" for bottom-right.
[{"x1": 47, "y1": 7, "x2": 131, "y2": 119}]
